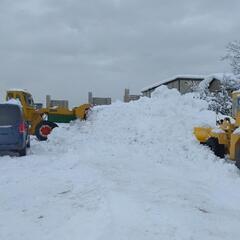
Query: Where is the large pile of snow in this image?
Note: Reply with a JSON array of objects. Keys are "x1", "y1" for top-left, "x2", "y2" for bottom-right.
[{"x1": 1, "y1": 86, "x2": 240, "y2": 240}]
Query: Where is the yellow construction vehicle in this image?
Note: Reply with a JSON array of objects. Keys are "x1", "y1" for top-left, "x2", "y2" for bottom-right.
[
  {"x1": 194, "y1": 91, "x2": 240, "y2": 168},
  {"x1": 6, "y1": 89, "x2": 90, "y2": 141}
]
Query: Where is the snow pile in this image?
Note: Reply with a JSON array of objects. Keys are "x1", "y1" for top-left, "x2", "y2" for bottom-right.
[{"x1": 1, "y1": 86, "x2": 240, "y2": 240}]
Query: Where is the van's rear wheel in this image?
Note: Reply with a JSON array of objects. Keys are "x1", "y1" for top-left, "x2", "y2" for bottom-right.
[
  {"x1": 206, "y1": 137, "x2": 225, "y2": 158},
  {"x1": 235, "y1": 145, "x2": 240, "y2": 169},
  {"x1": 18, "y1": 146, "x2": 27, "y2": 157},
  {"x1": 35, "y1": 121, "x2": 58, "y2": 141},
  {"x1": 27, "y1": 135, "x2": 30, "y2": 148}
]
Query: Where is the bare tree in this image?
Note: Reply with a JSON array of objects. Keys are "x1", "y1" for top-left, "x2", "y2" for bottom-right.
[{"x1": 223, "y1": 41, "x2": 240, "y2": 74}]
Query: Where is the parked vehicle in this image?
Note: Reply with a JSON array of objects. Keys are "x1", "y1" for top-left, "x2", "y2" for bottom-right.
[{"x1": 0, "y1": 103, "x2": 30, "y2": 156}]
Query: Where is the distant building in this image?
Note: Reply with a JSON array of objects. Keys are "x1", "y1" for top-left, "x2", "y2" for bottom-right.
[
  {"x1": 88, "y1": 92, "x2": 111, "y2": 106},
  {"x1": 141, "y1": 75, "x2": 204, "y2": 97},
  {"x1": 46, "y1": 95, "x2": 69, "y2": 108},
  {"x1": 124, "y1": 89, "x2": 141, "y2": 102}
]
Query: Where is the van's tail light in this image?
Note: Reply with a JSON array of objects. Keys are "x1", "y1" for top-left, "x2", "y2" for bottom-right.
[{"x1": 19, "y1": 123, "x2": 26, "y2": 133}]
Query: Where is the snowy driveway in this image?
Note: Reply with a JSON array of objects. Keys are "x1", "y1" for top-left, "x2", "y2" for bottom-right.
[{"x1": 1, "y1": 87, "x2": 240, "y2": 240}]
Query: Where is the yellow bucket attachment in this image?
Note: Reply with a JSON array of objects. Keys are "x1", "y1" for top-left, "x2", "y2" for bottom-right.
[
  {"x1": 193, "y1": 127, "x2": 212, "y2": 143},
  {"x1": 74, "y1": 104, "x2": 91, "y2": 120}
]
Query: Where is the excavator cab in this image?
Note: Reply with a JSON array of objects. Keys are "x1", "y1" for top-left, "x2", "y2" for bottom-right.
[
  {"x1": 6, "y1": 90, "x2": 41, "y2": 125},
  {"x1": 7, "y1": 90, "x2": 34, "y2": 106},
  {"x1": 6, "y1": 90, "x2": 36, "y2": 116},
  {"x1": 23, "y1": 93, "x2": 35, "y2": 108}
]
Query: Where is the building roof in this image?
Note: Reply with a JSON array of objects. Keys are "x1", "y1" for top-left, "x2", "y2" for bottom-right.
[
  {"x1": 141, "y1": 75, "x2": 205, "y2": 92},
  {"x1": 198, "y1": 73, "x2": 240, "y2": 91}
]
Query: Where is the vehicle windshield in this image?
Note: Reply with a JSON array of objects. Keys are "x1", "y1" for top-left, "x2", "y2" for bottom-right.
[
  {"x1": 0, "y1": 105, "x2": 21, "y2": 126},
  {"x1": 24, "y1": 93, "x2": 35, "y2": 107}
]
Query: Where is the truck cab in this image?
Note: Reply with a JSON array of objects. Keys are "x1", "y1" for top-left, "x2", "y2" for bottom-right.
[{"x1": 6, "y1": 90, "x2": 36, "y2": 121}]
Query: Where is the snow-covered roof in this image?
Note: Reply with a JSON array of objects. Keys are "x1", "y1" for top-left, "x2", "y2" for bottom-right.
[
  {"x1": 141, "y1": 75, "x2": 205, "y2": 92},
  {"x1": 198, "y1": 73, "x2": 240, "y2": 91},
  {"x1": 7, "y1": 88, "x2": 29, "y2": 93}
]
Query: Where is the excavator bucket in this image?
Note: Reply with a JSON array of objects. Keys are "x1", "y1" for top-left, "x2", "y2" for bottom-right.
[
  {"x1": 74, "y1": 104, "x2": 91, "y2": 120},
  {"x1": 193, "y1": 127, "x2": 212, "y2": 143}
]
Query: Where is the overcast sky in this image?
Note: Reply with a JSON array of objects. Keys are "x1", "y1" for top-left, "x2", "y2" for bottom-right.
[{"x1": 0, "y1": 0, "x2": 239, "y2": 105}]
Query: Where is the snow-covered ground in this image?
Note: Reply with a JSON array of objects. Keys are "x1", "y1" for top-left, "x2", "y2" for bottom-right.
[{"x1": 1, "y1": 86, "x2": 240, "y2": 240}]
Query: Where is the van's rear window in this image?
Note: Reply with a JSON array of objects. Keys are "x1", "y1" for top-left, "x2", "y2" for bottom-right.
[{"x1": 0, "y1": 105, "x2": 21, "y2": 125}]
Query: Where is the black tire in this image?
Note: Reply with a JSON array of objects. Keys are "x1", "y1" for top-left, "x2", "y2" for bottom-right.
[
  {"x1": 35, "y1": 121, "x2": 58, "y2": 141},
  {"x1": 235, "y1": 145, "x2": 240, "y2": 169},
  {"x1": 46, "y1": 121, "x2": 58, "y2": 129},
  {"x1": 206, "y1": 137, "x2": 225, "y2": 158},
  {"x1": 19, "y1": 146, "x2": 27, "y2": 157},
  {"x1": 84, "y1": 108, "x2": 90, "y2": 120},
  {"x1": 27, "y1": 135, "x2": 30, "y2": 148}
]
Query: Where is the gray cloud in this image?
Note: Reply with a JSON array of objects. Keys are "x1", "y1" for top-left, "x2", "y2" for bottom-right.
[{"x1": 0, "y1": 0, "x2": 239, "y2": 105}]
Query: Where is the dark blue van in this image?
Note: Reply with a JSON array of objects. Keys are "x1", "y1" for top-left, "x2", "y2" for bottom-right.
[{"x1": 0, "y1": 103, "x2": 30, "y2": 156}]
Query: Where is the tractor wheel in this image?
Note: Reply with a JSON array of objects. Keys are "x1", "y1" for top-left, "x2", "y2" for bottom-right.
[
  {"x1": 235, "y1": 145, "x2": 240, "y2": 169},
  {"x1": 206, "y1": 137, "x2": 225, "y2": 158},
  {"x1": 83, "y1": 108, "x2": 90, "y2": 120},
  {"x1": 27, "y1": 135, "x2": 31, "y2": 148},
  {"x1": 35, "y1": 121, "x2": 58, "y2": 141}
]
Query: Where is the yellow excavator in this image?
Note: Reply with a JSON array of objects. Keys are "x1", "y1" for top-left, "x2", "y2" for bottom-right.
[
  {"x1": 6, "y1": 89, "x2": 90, "y2": 141},
  {"x1": 194, "y1": 91, "x2": 240, "y2": 168}
]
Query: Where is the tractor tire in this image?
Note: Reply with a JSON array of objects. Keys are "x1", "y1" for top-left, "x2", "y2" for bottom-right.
[
  {"x1": 206, "y1": 137, "x2": 225, "y2": 158},
  {"x1": 27, "y1": 135, "x2": 31, "y2": 148},
  {"x1": 83, "y1": 108, "x2": 90, "y2": 120},
  {"x1": 18, "y1": 146, "x2": 27, "y2": 157},
  {"x1": 35, "y1": 121, "x2": 58, "y2": 141},
  {"x1": 235, "y1": 145, "x2": 240, "y2": 169}
]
